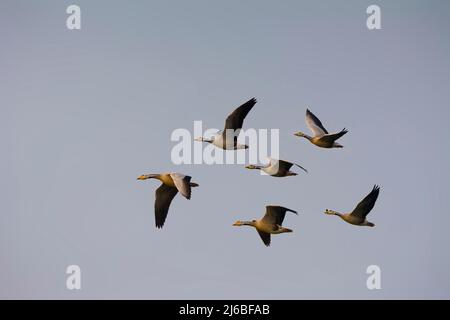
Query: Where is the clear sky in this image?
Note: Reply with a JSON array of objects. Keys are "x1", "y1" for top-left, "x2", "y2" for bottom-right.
[{"x1": 1, "y1": 0, "x2": 450, "y2": 299}]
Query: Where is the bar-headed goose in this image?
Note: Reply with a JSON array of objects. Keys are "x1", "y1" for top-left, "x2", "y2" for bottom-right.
[
  {"x1": 294, "y1": 109, "x2": 348, "y2": 148},
  {"x1": 325, "y1": 185, "x2": 380, "y2": 227},
  {"x1": 246, "y1": 157, "x2": 307, "y2": 177},
  {"x1": 137, "y1": 173, "x2": 199, "y2": 228},
  {"x1": 233, "y1": 205, "x2": 297, "y2": 247},
  {"x1": 195, "y1": 98, "x2": 257, "y2": 150}
]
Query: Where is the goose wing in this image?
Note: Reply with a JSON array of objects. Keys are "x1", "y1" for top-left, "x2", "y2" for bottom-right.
[
  {"x1": 319, "y1": 128, "x2": 348, "y2": 143},
  {"x1": 257, "y1": 230, "x2": 271, "y2": 247},
  {"x1": 273, "y1": 159, "x2": 293, "y2": 172},
  {"x1": 170, "y1": 173, "x2": 193, "y2": 199},
  {"x1": 306, "y1": 109, "x2": 328, "y2": 137},
  {"x1": 154, "y1": 184, "x2": 178, "y2": 228},
  {"x1": 262, "y1": 205, "x2": 298, "y2": 226},
  {"x1": 350, "y1": 185, "x2": 380, "y2": 219},
  {"x1": 277, "y1": 159, "x2": 308, "y2": 173},
  {"x1": 223, "y1": 98, "x2": 257, "y2": 133}
]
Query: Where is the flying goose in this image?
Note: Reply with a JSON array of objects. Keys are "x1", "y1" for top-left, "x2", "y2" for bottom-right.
[
  {"x1": 194, "y1": 98, "x2": 257, "y2": 150},
  {"x1": 294, "y1": 109, "x2": 348, "y2": 148},
  {"x1": 325, "y1": 185, "x2": 380, "y2": 227},
  {"x1": 246, "y1": 157, "x2": 308, "y2": 177},
  {"x1": 137, "y1": 173, "x2": 199, "y2": 228},
  {"x1": 233, "y1": 205, "x2": 298, "y2": 246}
]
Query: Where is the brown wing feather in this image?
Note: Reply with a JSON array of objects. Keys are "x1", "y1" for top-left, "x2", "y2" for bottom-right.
[
  {"x1": 224, "y1": 98, "x2": 257, "y2": 131},
  {"x1": 277, "y1": 160, "x2": 294, "y2": 172},
  {"x1": 350, "y1": 185, "x2": 380, "y2": 219},
  {"x1": 262, "y1": 206, "x2": 297, "y2": 226},
  {"x1": 154, "y1": 184, "x2": 178, "y2": 228},
  {"x1": 319, "y1": 128, "x2": 348, "y2": 143},
  {"x1": 257, "y1": 230, "x2": 271, "y2": 247},
  {"x1": 277, "y1": 159, "x2": 308, "y2": 174}
]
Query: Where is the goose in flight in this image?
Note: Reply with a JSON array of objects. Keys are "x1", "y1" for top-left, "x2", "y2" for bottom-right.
[
  {"x1": 325, "y1": 185, "x2": 380, "y2": 227},
  {"x1": 194, "y1": 98, "x2": 257, "y2": 150},
  {"x1": 246, "y1": 157, "x2": 307, "y2": 177},
  {"x1": 294, "y1": 109, "x2": 348, "y2": 148},
  {"x1": 233, "y1": 205, "x2": 298, "y2": 246},
  {"x1": 137, "y1": 173, "x2": 199, "y2": 228}
]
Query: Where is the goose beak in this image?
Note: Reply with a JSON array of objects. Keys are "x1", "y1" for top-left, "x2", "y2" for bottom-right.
[{"x1": 137, "y1": 175, "x2": 146, "y2": 180}]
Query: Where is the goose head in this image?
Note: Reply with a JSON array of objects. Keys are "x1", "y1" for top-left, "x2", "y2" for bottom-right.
[
  {"x1": 137, "y1": 174, "x2": 159, "y2": 181},
  {"x1": 294, "y1": 131, "x2": 306, "y2": 138},
  {"x1": 194, "y1": 136, "x2": 214, "y2": 143},
  {"x1": 233, "y1": 220, "x2": 256, "y2": 227},
  {"x1": 324, "y1": 209, "x2": 341, "y2": 216}
]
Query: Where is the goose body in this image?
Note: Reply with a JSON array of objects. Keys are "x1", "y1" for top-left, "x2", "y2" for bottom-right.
[
  {"x1": 294, "y1": 109, "x2": 348, "y2": 148},
  {"x1": 209, "y1": 132, "x2": 246, "y2": 150},
  {"x1": 246, "y1": 157, "x2": 307, "y2": 177},
  {"x1": 195, "y1": 98, "x2": 257, "y2": 150},
  {"x1": 325, "y1": 185, "x2": 380, "y2": 227},
  {"x1": 233, "y1": 205, "x2": 298, "y2": 246},
  {"x1": 137, "y1": 172, "x2": 199, "y2": 228}
]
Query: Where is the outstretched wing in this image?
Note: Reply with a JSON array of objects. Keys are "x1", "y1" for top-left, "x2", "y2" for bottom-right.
[
  {"x1": 154, "y1": 184, "x2": 178, "y2": 228},
  {"x1": 319, "y1": 128, "x2": 348, "y2": 143},
  {"x1": 276, "y1": 159, "x2": 294, "y2": 172},
  {"x1": 170, "y1": 173, "x2": 193, "y2": 199},
  {"x1": 224, "y1": 98, "x2": 257, "y2": 132},
  {"x1": 306, "y1": 109, "x2": 328, "y2": 137},
  {"x1": 278, "y1": 159, "x2": 308, "y2": 173},
  {"x1": 350, "y1": 185, "x2": 380, "y2": 219},
  {"x1": 257, "y1": 230, "x2": 271, "y2": 247},
  {"x1": 262, "y1": 206, "x2": 298, "y2": 226}
]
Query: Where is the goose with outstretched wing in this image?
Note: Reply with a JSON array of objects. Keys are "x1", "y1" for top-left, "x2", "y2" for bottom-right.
[
  {"x1": 137, "y1": 173, "x2": 199, "y2": 228},
  {"x1": 325, "y1": 185, "x2": 380, "y2": 227},
  {"x1": 233, "y1": 205, "x2": 298, "y2": 246},
  {"x1": 246, "y1": 157, "x2": 308, "y2": 177},
  {"x1": 195, "y1": 98, "x2": 257, "y2": 150},
  {"x1": 295, "y1": 109, "x2": 348, "y2": 148}
]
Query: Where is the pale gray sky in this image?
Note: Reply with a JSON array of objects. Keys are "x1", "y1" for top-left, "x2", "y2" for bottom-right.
[{"x1": 1, "y1": 0, "x2": 450, "y2": 299}]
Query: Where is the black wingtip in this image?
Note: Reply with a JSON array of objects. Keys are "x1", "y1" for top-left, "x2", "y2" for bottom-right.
[{"x1": 295, "y1": 163, "x2": 308, "y2": 174}]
